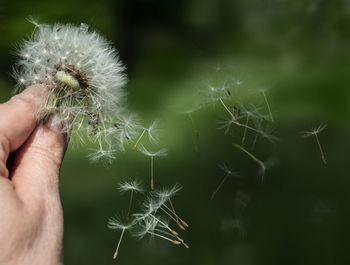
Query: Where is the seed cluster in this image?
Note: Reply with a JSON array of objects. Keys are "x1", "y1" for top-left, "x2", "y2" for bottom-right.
[
  {"x1": 109, "y1": 182, "x2": 189, "y2": 259},
  {"x1": 12, "y1": 20, "x2": 142, "y2": 161}
]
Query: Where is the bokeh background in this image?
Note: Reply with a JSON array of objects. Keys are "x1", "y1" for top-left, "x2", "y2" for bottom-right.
[{"x1": 1, "y1": 0, "x2": 350, "y2": 264}]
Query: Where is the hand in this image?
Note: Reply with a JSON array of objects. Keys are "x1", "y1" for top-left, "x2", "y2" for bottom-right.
[{"x1": 0, "y1": 86, "x2": 67, "y2": 265}]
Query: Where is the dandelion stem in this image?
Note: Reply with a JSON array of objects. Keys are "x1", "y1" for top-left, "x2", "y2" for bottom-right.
[
  {"x1": 113, "y1": 228, "x2": 125, "y2": 260},
  {"x1": 126, "y1": 190, "x2": 134, "y2": 221},
  {"x1": 241, "y1": 114, "x2": 250, "y2": 147},
  {"x1": 211, "y1": 174, "x2": 229, "y2": 200},
  {"x1": 233, "y1": 144, "x2": 265, "y2": 172},
  {"x1": 315, "y1": 134, "x2": 327, "y2": 165},
  {"x1": 150, "y1": 156, "x2": 154, "y2": 190},
  {"x1": 133, "y1": 129, "x2": 146, "y2": 149},
  {"x1": 262, "y1": 91, "x2": 274, "y2": 122}
]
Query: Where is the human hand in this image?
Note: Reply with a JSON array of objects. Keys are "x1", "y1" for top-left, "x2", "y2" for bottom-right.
[{"x1": 0, "y1": 86, "x2": 67, "y2": 265}]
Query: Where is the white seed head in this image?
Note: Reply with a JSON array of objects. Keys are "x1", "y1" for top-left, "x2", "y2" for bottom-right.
[{"x1": 12, "y1": 20, "x2": 139, "y2": 161}]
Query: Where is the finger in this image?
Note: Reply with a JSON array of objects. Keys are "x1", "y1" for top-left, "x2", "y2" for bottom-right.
[
  {"x1": 0, "y1": 85, "x2": 47, "y2": 179},
  {"x1": 11, "y1": 112, "x2": 67, "y2": 205}
]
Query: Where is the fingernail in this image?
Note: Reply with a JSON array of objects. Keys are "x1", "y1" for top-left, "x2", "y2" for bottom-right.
[{"x1": 46, "y1": 111, "x2": 63, "y2": 133}]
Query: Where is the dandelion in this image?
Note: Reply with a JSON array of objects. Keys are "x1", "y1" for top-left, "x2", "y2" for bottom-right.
[
  {"x1": 211, "y1": 164, "x2": 240, "y2": 200},
  {"x1": 118, "y1": 180, "x2": 144, "y2": 221},
  {"x1": 133, "y1": 120, "x2": 161, "y2": 149},
  {"x1": 108, "y1": 216, "x2": 134, "y2": 259},
  {"x1": 301, "y1": 123, "x2": 327, "y2": 164},
  {"x1": 138, "y1": 145, "x2": 167, "y2": 190},
  {"x1": 13, "y1": 20, "x2": 136, "y2": 161}
]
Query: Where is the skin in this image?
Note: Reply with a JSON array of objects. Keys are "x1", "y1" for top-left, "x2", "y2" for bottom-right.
[{"x1": 0, "y1": 85, "x2": 66, "y2": 265}]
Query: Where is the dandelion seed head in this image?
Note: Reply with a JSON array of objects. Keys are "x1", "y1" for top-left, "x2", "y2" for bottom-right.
[{"x1": 12, "y1": 20, "x2": 139, "y2": 161}]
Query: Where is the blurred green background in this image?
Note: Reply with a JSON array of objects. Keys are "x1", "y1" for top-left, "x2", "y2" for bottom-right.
[{"x1": 1, "y1": 0, "x2": 350, "y2": 264}]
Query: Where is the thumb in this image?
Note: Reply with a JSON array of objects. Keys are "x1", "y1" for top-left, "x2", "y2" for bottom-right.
[{"x1": 11, "y1": 112, "x2": 68, "y2": 205}]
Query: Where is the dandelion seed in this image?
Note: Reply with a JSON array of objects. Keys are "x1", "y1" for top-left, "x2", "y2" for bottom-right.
[
  {"x1": 211, "y1": 163, "x2": 240, "y2": 200},
  {"x1": 133, "y1": 120, "x2": 161, "y2": 149},
  {"x1": 176, "y1": 106, "x2": 201, "y2": 151},
  {"x1": 135, "y1": 216, "x2": 182, "y2": 245},
  {"x1": 108, "y1": 216, "x2": 134, "y2": 259},
  {"x1": 153, "y1": 184, "x2": 189, "y2": 229},
  {"x1": 301, "y1": 123, "x2": 327, "y2": 165},
  {"x1": 241, "y1": 113, "x2": 250, "y2": 146},
  {"x1": 233, "y1": 144, "x2": 266, "y2": 180},
  {"x1": 118, "y1": 180, "x2": 144, "y2": 221},
  {"x1": 148, "y1": 214, "x2": 189, "y2": 248},
  {"x1": 261, "y1": 90, "x2": 274, "y2": 122},
  {"x1": 138, "y1": 145, "x2": 167, "y2": 189}
]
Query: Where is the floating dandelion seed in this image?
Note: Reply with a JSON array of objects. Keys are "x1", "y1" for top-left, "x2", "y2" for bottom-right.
[
  {"x1": 108, "y1": 216, "x2": 134, "y2": 260},
  {"x1": 260, "y1": 90, "x2": 274, "y2": 122},
  {"x1": 153, "y1": 184, "x2": 189, "y2": 230},
  {"x1": 250, "y1": 88, "x2": 274, "y2": 122},
  {"x1": 115, "y1": 112, "x2": 142, "y2": 150},
  {"x1": 211, "y1": 164, "x2": 240, "y2": 200},
  {"x1": 207, "y1": 85, "x2": 276, "y2": 141},
  {"x1": 138, "y1": 145, "x2": 168, "y2": 189},
  {"x1": 134, "y1": 216, "x2": 183, "y2": 246},
  {"x1": 111, "y1": 184, "x2": 190, "y2": 250},
  {"x1": 12, "y1": 20, "x2": 138, "y2": 161},
  {"x1": 239, "y1": 104, "x2": 265, "y2": 146},
  {"x1": 301, "y1": 123, "x2": 327, "y2": 164},
  {"x1": 233, "y1": 144, "x2": 266, "y2": 180},
  {"x1": 118, "y1": 180, "x2": 144, "y2": 221},
  {"x1": 133, "y1": 120, "x2": 161, "y2": 149},
  {"x1": 178, "y1": 106, "x2": 201, "y2": 152}
]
